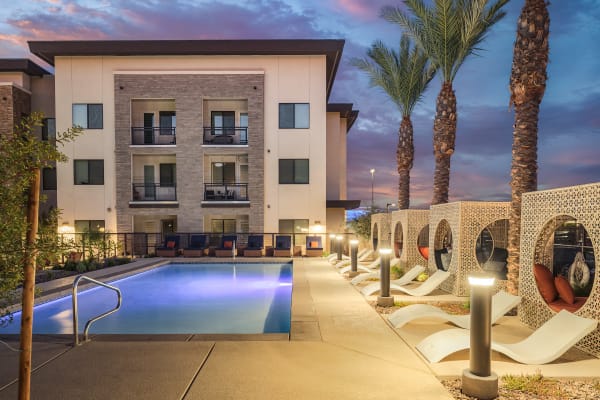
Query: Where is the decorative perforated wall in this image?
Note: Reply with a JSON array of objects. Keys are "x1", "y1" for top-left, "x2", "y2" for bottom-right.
[
  {"x1": 429, "y1": 202, "x2": 510, "y2": 296},
  {"x1": 371, "y1": 213, "x2": 391, "y2": 251},
  {"x1": 390, "y1": 210, "x2": 429, "y2": 269},
  {"x1": 519, "y1": 182, "x2": 599, "y2": 357}
]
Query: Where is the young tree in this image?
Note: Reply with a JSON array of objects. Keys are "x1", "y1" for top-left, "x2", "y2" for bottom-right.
[
  {"x1": 0, "y1": 113, "x2": 79, "y2": 400},
  {"x1": 352, "y1": 34, "x2": 435, "y2": 209},
  {"x1": 506, "y1": 0, "x2": 550, "y2": 294},
  {"x1": 383, "y1": 0, "x2": 509, "y2": 205}
]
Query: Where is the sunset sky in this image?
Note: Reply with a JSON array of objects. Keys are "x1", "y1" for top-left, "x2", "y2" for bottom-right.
[{"x1": 1, "y1": 0, "x2": 598, "y2": 209}]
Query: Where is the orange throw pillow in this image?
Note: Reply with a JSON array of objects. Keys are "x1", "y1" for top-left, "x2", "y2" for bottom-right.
[
  {"x1": 533, "y1": 263, "x2": 557, "y2": 303},
  {"x1": 166, "y1": 241, "x2": 176, "y2": 249},
  {"x1": 555, "y1": 276, "x2": 575, "y2": 305},
  {"x1": 310, "y1": 241, "x2": 319, "y2": 248},
  {"x1": 223, "y1": 240, "x2": 233, "y2": 249}
]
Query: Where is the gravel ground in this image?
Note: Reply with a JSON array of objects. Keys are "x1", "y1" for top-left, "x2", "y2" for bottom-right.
[{"x1": 441, "y1": 377, "x2": 600, "y2": 400}]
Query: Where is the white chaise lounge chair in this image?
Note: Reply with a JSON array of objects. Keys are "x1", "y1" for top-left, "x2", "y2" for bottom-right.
[
  {"x1": 383, "y1": 270, "x2": 450, "y2": 297},
  {"x1": 360, "y1": 265, "x2": 426, "y2": 295},
  {"x1": 335, "y1": 249, "x2": 373, "y2": 267},
  {"x1": 339, "y1": 256, "x2": 382, "y2": 274},
  {"x1": 416, "y1": 309, "x2": 598, "y2": 364},
  {"x1": 387, "y1": 290, "x2": 520, "y2": 328}
]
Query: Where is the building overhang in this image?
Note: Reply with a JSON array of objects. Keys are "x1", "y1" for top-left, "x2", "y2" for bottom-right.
[
  {"x1": 326, "y1": 200, "x2": 361, "y2": 210},
  {"x1": 28, "y1": 39, "x2": 345, "y2": 100},
  {"x1": 0, "y1": 58, "x2": 51, "y2": 76},
  {"x1": 327, "y1": 103, "x2": 359, "y2": 132}
]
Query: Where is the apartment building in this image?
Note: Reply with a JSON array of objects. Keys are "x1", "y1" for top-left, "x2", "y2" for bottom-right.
[
  {"x1": 26, "y1": 39, "x2": 358, "y2": 242},
  {"x1": 0, "y1": 59, "x2": 56, "y2": 218}
]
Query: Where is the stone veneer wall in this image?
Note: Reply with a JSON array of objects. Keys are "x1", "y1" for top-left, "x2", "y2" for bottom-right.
[
  {"x1": 519, "y1": 182, "x2": 600, "y2": 357},
  {"x1": 428, "y1": 202, "x2": 510, "y2": 296},
  {"x1": 390, "y1": 209, "x2": 429, "y2": 269},
  {"x1": 114, "y1": 74, "x2": 264, "y2": 233},
  {"x1": 370, "y1": 213, "x2": 391, "y2": 252},
  {"x1": 0, "y1": 85, "x2": 31, "y2": 135}
]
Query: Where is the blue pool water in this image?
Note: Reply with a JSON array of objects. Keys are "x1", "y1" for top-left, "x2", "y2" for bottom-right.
[{"x1": 1, "y1": 263, "x2": 292, "y2": 334}]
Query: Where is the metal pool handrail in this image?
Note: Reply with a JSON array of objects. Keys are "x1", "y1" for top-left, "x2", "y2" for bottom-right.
[{"x1": 72, "y1": 275, "x2": 122, "y2": 345}]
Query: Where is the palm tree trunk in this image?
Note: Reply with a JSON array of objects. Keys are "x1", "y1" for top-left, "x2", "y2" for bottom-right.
[
  {"x1": 507, "y1": 0, "x2": 549, "y2": 295},
  {"x1": 432, "y1": 82, "x2": 456, "y2": 205},
  {"x1": 397, "y1": 116, "x2": 414, "y2": 209}
]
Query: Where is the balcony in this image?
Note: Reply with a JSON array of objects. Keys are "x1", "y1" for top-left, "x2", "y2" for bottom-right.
[
  {"x1": 131, "y1": 182, "x2": 177, "y2": 203},
  {"x1": 131, "y1": 127, "x2": 176, "y2": 145},
  {"x1": 203, "y1": 127, "x2": 248, "y2": 145},
  {"x1": 202, "y1": 183, "x2": 249, "y2": 206}
]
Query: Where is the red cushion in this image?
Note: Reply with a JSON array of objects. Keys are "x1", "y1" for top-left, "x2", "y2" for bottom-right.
[
  {"x1": 223, "y1": 240, "x2": 233, "y2": 249},
  {"x1": 309, "y1": 241, "x2": 319, "y2": 249},
  {"x1": 555, "y1": 276, "x2": 575, "y2": 304},
  {"x1": 549, "y1": 297, "x2": 587, "y2": 313},
  {"x1": 533, "y1": 263, "x2": 557, "y2": 303},
  {"x1": 418, "y1": 246, "x2": 429, "y2": 260},
  {"x1": 166, "y1": 241, "x2": 176, "y2": 249}
]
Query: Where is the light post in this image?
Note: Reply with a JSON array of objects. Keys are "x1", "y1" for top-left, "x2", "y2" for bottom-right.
[
  {"x1": 386, "y1": 203, "x2": 395, "y2": 213},
  {"x1": 370, "y1": 168, "x2": 375, "y2": 211},
  {"x1": 462, "y1": 273, "x2": 498, "y2": 400},
  {"x1": 377, "y1": 248, "x2": 394, "y2": 307},
  {"x1": 349, "y1": 239, "x2": 359, "y2": 278},
  {"x1": 335, "y1": 235, "x2": 344, "y2": 261},
  {"x1": 329, "y1": 233, "x2": 336, "y2": 255}
]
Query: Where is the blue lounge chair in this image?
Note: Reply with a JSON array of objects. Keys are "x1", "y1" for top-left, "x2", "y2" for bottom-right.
[
  {"x1": 244, "y1": 235, "x2": 264, "y2": 257},
  {"x1": 156, "y1": 234, "x2": 180, "y2": 257},
  {"x1": 305, "y1": 236, "x2": 323, "y2": 257},
  {"x1": 273, "y1": 235, "x2": 291, "y2": 257},
  {"x1": 182, "y1": 234, "x2": 208, "y2": 257}
]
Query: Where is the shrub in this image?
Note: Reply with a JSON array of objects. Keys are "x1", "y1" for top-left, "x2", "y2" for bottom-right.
[{"x1": 75, "y1": 262, "x2": 87, "y2": 273}]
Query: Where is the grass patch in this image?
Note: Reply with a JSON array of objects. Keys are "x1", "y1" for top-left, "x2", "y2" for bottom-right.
[{"x1": 501, "y1": 371, "x2": 564, "y2": 397}]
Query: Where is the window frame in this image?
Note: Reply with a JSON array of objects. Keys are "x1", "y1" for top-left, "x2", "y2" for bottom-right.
[
  {"x1": 279, "y1": 159, "x2": 309, "y2": 184},
  {"x1": 74, "y1": 159, "x2": 104, "y2": 185},
  {"x1": 278, "y1": 103, "x2": 309, "y2": 129},
  {"x1": 72, "y1": 103, "x2": 103, "y2": 129}
]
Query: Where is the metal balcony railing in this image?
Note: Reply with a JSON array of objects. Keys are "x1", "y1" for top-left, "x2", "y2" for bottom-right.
[
  {"x1": 204, "y1": 183, "x2": 248, "y2": 201},
  {"x1": 132, "y1": 182, "x2": 177, "y2": 201},
  {"x1": 203, "y1": 127, "x2": 248, "y2": 145},
  {"x1": 131, "y1": 127, "x2": 176, "y2": 145}
]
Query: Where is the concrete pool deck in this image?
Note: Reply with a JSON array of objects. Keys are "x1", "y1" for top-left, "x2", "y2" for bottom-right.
[{"x1": 1, "y1": 257, "x2": 598, "y2": 399}]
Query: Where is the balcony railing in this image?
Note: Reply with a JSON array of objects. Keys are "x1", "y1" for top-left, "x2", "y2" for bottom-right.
[
  {"x1": 132, "y1": 182, "x2": 177, "y2": 201},
  {"x1": 203, "y1": 127, "x2": 248, "y2": 145},
  {"x1": 204, "y1": 183, "x2": 248, "y2": 201},
  {"x1": 131, "y1": 127, "x2": 176, "y2": 145}
]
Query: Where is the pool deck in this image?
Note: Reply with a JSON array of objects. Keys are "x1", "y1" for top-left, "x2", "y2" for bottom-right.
[{"x1": 1, "y1": 257, "x2": 599, "y2": 399}]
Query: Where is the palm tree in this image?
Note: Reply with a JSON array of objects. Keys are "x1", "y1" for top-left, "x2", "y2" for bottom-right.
[
  {"x1": 382, "y1": 0, "x2": 509, "y2": 205},
  {"x1": 351, "y1": 35, "x2": 435, "y2": 209},
  {"x1": 506, "y1": 0, "x2": 550, "y2": 295}
]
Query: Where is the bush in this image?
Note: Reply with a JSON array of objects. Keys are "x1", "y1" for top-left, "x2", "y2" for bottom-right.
[{"x1": 75, "y1": 262, "x2": 87, "y2": 273}]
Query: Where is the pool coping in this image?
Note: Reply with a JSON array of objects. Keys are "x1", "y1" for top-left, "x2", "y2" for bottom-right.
[{"x1": 3, "y1": 257, "x2": 303, "y2": 342}]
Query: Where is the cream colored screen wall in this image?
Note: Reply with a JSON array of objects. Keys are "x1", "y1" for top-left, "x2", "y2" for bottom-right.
[{"x1": 54, "y1": 53, "x2": 329, "y2": 234}]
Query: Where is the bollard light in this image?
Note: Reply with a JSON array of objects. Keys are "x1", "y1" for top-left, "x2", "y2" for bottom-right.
[
  {"x1": 349, "y1": 239, "x2": 359, "y2": 278},
  {"x1": 335, "y1": 235, "x2": 344, "y2": 261},
  {"x1": 461, "y1": 273, "x2": 498, "y2": 400},
  {"x1": 377, "y1": 248, "x2": 394, "y2": 307},
  {"x1": 329, "y1": 234, "x2": 336, "y2": 255}
]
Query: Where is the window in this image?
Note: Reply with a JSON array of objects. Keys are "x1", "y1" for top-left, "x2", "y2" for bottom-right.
[
  {"x1": 72, "y1": 104, "x2": 103, "y2": 129},
  {"x1": 42, "y1": 168, "x2": 57, "y2": 190},
  {"x1": 212, "y1": 219, "x2": 236, "y2": 233},
  {"x1": 159, "y1": 163, "x2": 176, "y2": 187},
  {"x1": 42, "y1": 118, "x2": 56, "y2": 141},
  {"x1": 279, "y1": 219, "x2": 309, "y2": 234},
  {"x1": 212, "y1": 162, "x2": 235, "y2": 183},
  {"x1": 240, "y1": 113, "x2": 248, "y2": 143},
  {"x1": 74, "y1": 220, "x2": 105, "y2": 233},
  {"x1": 279, "y1": 159, "x2": 309, "y2": 184},
  {"x1": 159, "y1": 111, "x2": 176, "y2": 135},
  {"x1": 279, "y1": 103, "x2": 309, "y2": 129},
  {"x1": 211, "y1": 111, "x2": 235, "y2": 135},
  {"x1": 74, "y1": 160, "x2": 104, "y2": 185}
]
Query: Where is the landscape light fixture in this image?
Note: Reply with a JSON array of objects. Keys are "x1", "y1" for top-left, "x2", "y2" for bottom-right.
[
  {"x1": 462, "y1": 273, "x2": 498, "y2": 399},
  {"x1": 335, "y1": 235, "x2": 344, "y2": 261},
  {"x1": 349, "y1": 239, "x2": 359, "y2": 278},
  {"x1": 377, "y1": 248, "x2": 394, "y2": 307}
]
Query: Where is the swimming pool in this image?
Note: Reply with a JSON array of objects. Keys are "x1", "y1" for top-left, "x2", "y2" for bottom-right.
[{"x1": 1, "y1": 263, "x2": 292, "y2": 335}]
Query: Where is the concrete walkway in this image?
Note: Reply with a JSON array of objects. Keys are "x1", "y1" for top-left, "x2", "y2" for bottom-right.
[{"x1": 0, "y1": 257, "x2": 454, "y2": 400}]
